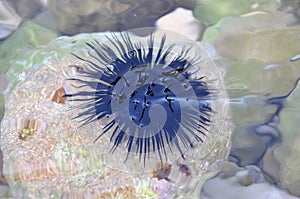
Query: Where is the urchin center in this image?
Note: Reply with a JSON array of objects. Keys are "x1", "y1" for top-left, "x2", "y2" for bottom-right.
[
  {"x1": 129, "y1": 83, "x2": 179, "y2": 128},
  {"x1": 110, "y1": 66, "x2": 180, "y2": 138}
]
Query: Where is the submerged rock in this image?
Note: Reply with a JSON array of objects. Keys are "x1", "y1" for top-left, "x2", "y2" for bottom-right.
[
  {"x1": 273, "y1": 80, "x2": 300, "y2": 196},
  {"x1": 0, "y1": 29, "x2": 232, "y2": 198},
  {"x1": 202, "y1": 11, "x2": 300, "y2": 196},
  {"x1": 203, "y1": 12, "x2": 300, "y2": 63},
  {"x1": 48, "y1": 0, "x2": 186, "y2": 35},
  {"x1": 277, "y1": 0, "x2": 300, "y2": 23},
  {"x1": 0, "y1": 0, "x2": 22, "y2": 40},
  {"x1": 0, "y1": 0, "x2": 46, "y2": 40},
  {"x1": 156, "y1": 8, "x2": 206, "y2": 41},
  {"x1": 201, "y1": 164, "x2": 299, "y2": 199},
  {"x1": 193, "y1": 0, "x2": 279, "y2": 25}
]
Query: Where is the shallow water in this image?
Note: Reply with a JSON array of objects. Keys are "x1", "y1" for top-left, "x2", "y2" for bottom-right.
[{"x1": 0, "y1": 0, "x2": 300, "y2": 198}]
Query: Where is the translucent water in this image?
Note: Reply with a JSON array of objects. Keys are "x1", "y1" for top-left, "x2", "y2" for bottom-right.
[{"x1": 0, "y1": 0, "x2": 300, "y2": 198}]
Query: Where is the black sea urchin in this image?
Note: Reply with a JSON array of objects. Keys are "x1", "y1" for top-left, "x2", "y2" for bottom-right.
[{"x1": 66, "y1": 30, "x2": 215, "y2": 165}]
